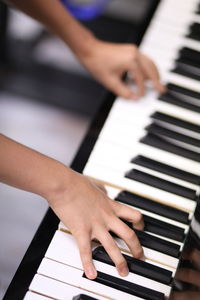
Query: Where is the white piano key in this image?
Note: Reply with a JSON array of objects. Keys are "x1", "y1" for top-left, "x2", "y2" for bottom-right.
[
  {"x1": 162, "y1": 72, "x2": 200, "y2": 94},
  {"x1": 152, "y1": 17, "x2": 200, "y2": 36},
  {"x1": 110, "y1": 201, "x2": 189, "y2": 232},
  {"x1": 100, "y1": 120, "x2": 146, "y2": 142},
  {"x1": 38, "y1": 258, "x2": 160, "y2": 300},
  {"x1": 45, "y1": 230, "x2": 174, "y2": 292},
  {"x1": 155, "y1": 8, "x2": 200, "y2": 26},
  {"x1": 105, "y1": 186, "x2": 190, "y2": 231},
  {"x1": 100, "y1": 120, "x2": 200, "y2": 156},
  {"x1": 24, "y1": 291, "x2": 50, "y2": 300},
  {"x1": 139, "y1": 144, "x2": 200, "y2": 178},
  {"x1": 130, "y1": 164, "x2": 199, "y2": 193},
  {"x1": 89, "y1": 137, "x2": 200, "y2": 177},
  {"x1": 114, "y1": 238, "x2": 179, "y2": 269},
  {"x1": 143, "y1": 29, "x2": 200, "y2": 55},
  {"x1": 88, "y1": 144, "x2": 199, "y2": 192},
  {"x1": 105, "y1": 185, "x2": 120, "y2": 199},
  {"x1": 146, "y1": 232, "x2": 183, "y2": 249},
  {"x1": 155, "y1": 99, "x2": 200, "y2": 126},
  {"x1": 152, "y1": 120, "x2": 200, "y2": 141},
  {"x1": 29, "y1": 274, "x2": 107, "y2": 300},
  {"x1": 106, "y1": 95, "x2": 200, "y2": 128},
  {"x1": 130, "y1": 163, "x2": 198, "y2": 192},
  {"x1": 153, "y1": 0, "x2": 199, "y2": 25},
  {"x1": 100, "y1": 108, "x2": 151, "y2": 132},
  {"x1": 57, "y1": 228, "x2": 176, "y2": 275},
  {"x1": 84, "y1": 162, "x2": 196, "y2": 213},
  {"x1": 43, "y1": 233, "x2": 171, "y2": 297},
  {"x1": 99, "y1": 102, "x2": 153, "y2": 134},
  {"x1": 159, "y1": 136, "x2": 200, "y2": 154}
]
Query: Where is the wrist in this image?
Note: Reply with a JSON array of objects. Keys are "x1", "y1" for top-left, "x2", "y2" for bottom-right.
[
  {"x1": 40, "y1": 162, "x2": 75, "y2": 207},
  {"x1": 69, "y1": 29, "x2": 98, "y2": 61}
]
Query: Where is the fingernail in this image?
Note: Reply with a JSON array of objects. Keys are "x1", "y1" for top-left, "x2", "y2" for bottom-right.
[
  {"x1": 86, "y1": 267, "x2": 97, "y2": 279},
  {"x1": 119, "y1": 266, "x2": 129, "y2": 277}
]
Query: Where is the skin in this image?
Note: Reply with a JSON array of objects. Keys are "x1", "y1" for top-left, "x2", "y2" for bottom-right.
[
  {"x1": 0, "y1": 134, "x2": 144, "y2": 279},
  {"x1": 169, "y1": 249, "x2": 200, "y2": 300},
  {"x1": 2, "y1": 0, "x2": 165, "y2": 279},
  {"x1": 6, "y1": 0, "x2": 165, "y2": 99}
]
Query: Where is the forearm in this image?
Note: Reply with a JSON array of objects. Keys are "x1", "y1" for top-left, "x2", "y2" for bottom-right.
[
  {"x1": 6, "y1": 0, "x2": 95, "y2": 57},
  {"x1": 0, "y1": 134, "x2": 72, "y2": 200}
]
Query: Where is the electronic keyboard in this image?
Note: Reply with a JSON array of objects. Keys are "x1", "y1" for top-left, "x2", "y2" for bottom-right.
[{"x1": 4, "y1": 0, "x2": 200, "y2": 299}]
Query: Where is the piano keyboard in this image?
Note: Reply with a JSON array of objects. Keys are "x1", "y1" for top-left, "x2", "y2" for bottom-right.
[{"x1": 24, "y1": 0, "x2": 200, "y2": 299}]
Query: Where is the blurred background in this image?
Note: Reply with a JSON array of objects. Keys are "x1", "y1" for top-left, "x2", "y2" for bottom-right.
[{"x1": 0, "y1": 0, "x2": 158, "y2": 298}]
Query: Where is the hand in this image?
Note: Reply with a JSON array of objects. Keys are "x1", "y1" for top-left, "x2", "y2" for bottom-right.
[
  {"x1": 47, "y1": 169, "x2": 144, "y2": 279},
  {"x1": 78, "y1": 39, "x2": 165, "y2": 99},
  {"x1": 170, "y1": 249, "x2": 200, "y2": 300}
]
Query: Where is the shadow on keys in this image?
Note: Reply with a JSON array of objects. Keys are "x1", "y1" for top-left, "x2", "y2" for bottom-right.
[{"x1": 170, "y1": 234, "x2": 200, "y2": 300}]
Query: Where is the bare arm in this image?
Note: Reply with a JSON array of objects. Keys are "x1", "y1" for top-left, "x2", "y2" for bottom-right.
[
  {"x1": 0, "y1": 133, "x2": 144, "y2": 279},
  {"x1": 6, "y1": 0, "x2": 165, "y2": 98},
  {"x1": 6, "y1": 0, "x2": 95, "y2": 58}
]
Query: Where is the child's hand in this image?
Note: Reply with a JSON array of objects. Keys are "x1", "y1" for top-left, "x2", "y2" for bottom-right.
[
  {"x1": 47, "y1": 169, "x2": 144, "y2": 279},
  {"x1": 78, "y1": 39, "x2": 165, "y2": 99}
]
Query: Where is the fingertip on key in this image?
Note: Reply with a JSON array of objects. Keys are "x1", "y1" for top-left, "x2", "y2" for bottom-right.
[
  {"x1": 85, "y1": 266, "x2": 97, "y2": 280},
  {"x1": 119, "y1": 266, "x2": 129, "y2": 277}
]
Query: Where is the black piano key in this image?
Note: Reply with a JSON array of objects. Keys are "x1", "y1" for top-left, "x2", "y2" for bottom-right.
[
  {"x1": 145, "y1": 123, "x2": 200, "y2": 147},
  {"x1": 158, "y1": 92, "x2": 200, "y2": 113},
  {"x1": 172, "y1": 62, "x2": 200, "y2": 81},
  {"x1": 117, "y1": 222, "x2": 180, "y2": 258},
  {"x1": 140, "y1": 133, "x2": 200, "y2": 162},
  {"x1": 110, "y1": 222, "x2": 180, "y2": 258},
  {"x1": 143, "y1": 215, "x2": 185, "y2": 242},
  {"x1": 186, "y1": 22, "x2": 200, "y2": 41},
  {"x1": 167, "y1": 82, "x2": 200, "y2": 100},
  {"x1": 176, "y1": 56, "x2": 200, "y2": 70},
  {"x1": 151, "y1": 111, "x2": 200, "y2": 135},
  {"x1": 196, "y1": 3, "x2": 200, "y2": 14},
  {"x1": 121, "y1": 221, "x2": 180, "y2": 257},
  {"x1": 176, "y1": 57, "x2": 200, "y2": 75},
  {"x1": 115, "y1": 191, "x2": 189, "y2": 224},
  {"x1": 135, "y1": 229, "x2": 180, "y2": 258},
  {"x1": 190, "y1": 22, "x2": 200, "y2": 31},
  {"x1": 125, "y1": 169, "x2": 196, "y2": 200},
  {"x1": 179, "y1": 47, "x2": 200, "y2": 66},
  {"x1": 92, "y1": 246, "x2": 173, "y2": 285},
  {"x1": 132, "y1": 155, "x2": 200, "y2": 185},
  {"x1": 125, "y1": 214, "x2": 182, "y2": 241},
  {"x1": 73, "y1": 295, "x2": 98, "y2": 300},
  {"x1": 83, "y1": 271, "x2": 165, "y2": 300}
]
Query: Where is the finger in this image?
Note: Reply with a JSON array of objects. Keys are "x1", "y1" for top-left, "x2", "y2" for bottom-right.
[
  {"x1": 111, "y1": 200, "x2": 144, "y2": 230},
  {"x1": 109, "y1": 218, "x2": 143, "y2": 259},
  {"x1": 138, "y1": 53, "x2": 166, "y2": 93},
  {"x1": 75, "y1": 233, "x2": 97, "y2": 279},
  {"x1": 128, "y1": 63, "x2": 145, "y2": 98},
  {"x1": 106, "y1": 76, "x2": 138, "y2": 100},
  {"x1": 96, "y1": 228, "x2": 129, "y2": 277}
]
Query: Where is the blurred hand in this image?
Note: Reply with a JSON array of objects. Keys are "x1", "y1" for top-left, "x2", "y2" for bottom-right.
[
  {"x1": 48, "y1": 170, "x2": 144, "y2": 279},
  {"x1": 170, "y1": 249, "x2": 200, "y2": 300},
  {"x1": 78, "y1": 39, "x2": 165, "y2": 99}
]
